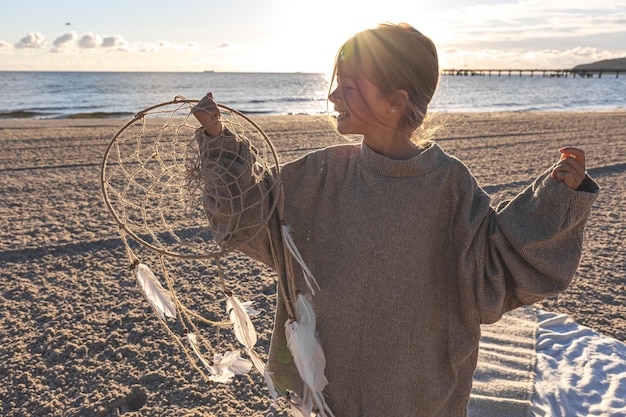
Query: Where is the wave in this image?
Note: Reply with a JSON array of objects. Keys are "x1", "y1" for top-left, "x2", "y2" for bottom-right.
[
  {"x1": 235, "y1": 108, "x2": 329, "y2": 116},
  {"x1": 0, "y1": 110, "x2": 57, "y2": 119},
  {"x1": 65, "y1": 111, "x2": 134, "y2": 119},
  {"x1": 246, "y1": 97, "x2": 326, "y2": 104},
  {"x1": 0, "y1": 110, "x2": 134, "y2": 119}
]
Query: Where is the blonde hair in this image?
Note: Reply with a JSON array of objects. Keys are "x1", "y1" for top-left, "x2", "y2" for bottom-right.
[{"x1": 329, "y1": 23, "x2": 442, "y2": 143}]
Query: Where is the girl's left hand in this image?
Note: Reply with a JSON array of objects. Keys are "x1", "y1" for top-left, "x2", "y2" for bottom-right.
[
  {"x1": 551, "y1": 147, "x2": 587, "y2": 190},
  {"x1": 192, "y1": 92, "x2": 223, "y2": 137}
]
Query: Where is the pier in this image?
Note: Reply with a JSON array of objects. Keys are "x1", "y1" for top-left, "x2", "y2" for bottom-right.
[{"x1": 442, "y1": 68, "x2": 623, "y2": 78}]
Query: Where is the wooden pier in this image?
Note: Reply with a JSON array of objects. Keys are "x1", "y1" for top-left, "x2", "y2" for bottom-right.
[{"x1": 442, "y1": 68, "x2": 623, "y2": 78}]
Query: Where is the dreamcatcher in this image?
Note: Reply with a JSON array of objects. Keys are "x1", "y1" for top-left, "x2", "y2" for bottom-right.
[{"x1": 100, "y1": 96, "x2": 334, "y2": 416}]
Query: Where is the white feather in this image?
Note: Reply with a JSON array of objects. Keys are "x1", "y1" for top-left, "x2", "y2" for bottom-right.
[
  {"x1": 226, "y1": 295, "x2": 268, "y2": 380},
  {"x1": 217, "y1": 350, "x2": 253, "y2": 376},
  {"x1": 133, "y1": 263, "x2": 177, "y2": 320},
  {"x1": 290, "y1": 400, "x2": 310, "y2": 417},
  {"x1": 240, "y1": 300, "x2": 260, "y2": 316},
  {"x1": 187, "y1": 332, "x2": 218, "y2": 375},
  {"x1": 264, "y1": 370, "x2": 278, "y2": 401},
  {"x1": 226, "y1": 295, "x2": 257, "y2": 350},
  {"x1": 187, "y1": 333, "x2": 252, "y2": 383},
  {"x1": 290, "y1": 389, "x2": 334, "y2": 417},
  {"x1": 313, "y1": 391, "x2": 335, "y2": 417},
  {"x1": 282, "y1": 225, "x2": 320, "y2": 295},
  {"x1": 248, "y1": 348, "x2": 266, "y2": 374},
  {"x1": 282, "y1": 226, "x2": 334, "y2": 416},
  {"x1": 285, "y1": 295, "x2": 334, "y2": 417},
  {"x1": 286, "y1": 295, "x2": 327, "y2": 392},
  {"x1": 299, "y1": 390, "x2": 315, "y2": 417}
]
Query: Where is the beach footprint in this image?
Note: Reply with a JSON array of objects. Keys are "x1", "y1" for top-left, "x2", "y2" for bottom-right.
[{"x1": 117, "y1": 389, "x2": 147, "y2": 414}]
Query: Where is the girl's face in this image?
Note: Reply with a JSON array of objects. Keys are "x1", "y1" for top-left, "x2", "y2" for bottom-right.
[{"x1": 328, "y1": 70, "x2": 391, "y2": 138}]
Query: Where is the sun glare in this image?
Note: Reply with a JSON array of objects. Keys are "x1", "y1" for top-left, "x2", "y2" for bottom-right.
[{"x1": 273, "y1": 0, "x2": 400, "y2": 73}]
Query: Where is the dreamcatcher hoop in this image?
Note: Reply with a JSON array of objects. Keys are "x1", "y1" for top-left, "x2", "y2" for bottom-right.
[
  {"x1": 100, "y1": 96, "x2": 334, "y2": 416},
  {"x1": 100, "y1": 96, "x2": 280, "y2": 260},
  {"x1": 99, "y1": 95, "x2": 283, "y2": 388}
]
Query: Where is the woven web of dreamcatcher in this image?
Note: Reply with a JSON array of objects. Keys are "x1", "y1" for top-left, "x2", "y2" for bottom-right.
[
  {"x1": 100, "y1": 96, "x2": 281, "y2": 385},
  {"x1": 101, "y1": 96, "x2": 279, "y2": 259}
]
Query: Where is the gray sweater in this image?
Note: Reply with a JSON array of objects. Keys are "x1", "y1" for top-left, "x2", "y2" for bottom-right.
[{"x1": 196, "y1": 130, "x2": 599, "y2": 416}]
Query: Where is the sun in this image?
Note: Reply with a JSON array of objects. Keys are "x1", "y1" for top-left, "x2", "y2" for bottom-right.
[
  {"x1": 270, "y1": 1, "x2": 390, "y2": 73},
  {"x1": 228, "y1": 0, "x2": 452, "y2": 73}
]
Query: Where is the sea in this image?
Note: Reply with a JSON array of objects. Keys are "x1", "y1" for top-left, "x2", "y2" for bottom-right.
[{"x1": 0, "y1": 71, "x2": 625, "y2": 119}]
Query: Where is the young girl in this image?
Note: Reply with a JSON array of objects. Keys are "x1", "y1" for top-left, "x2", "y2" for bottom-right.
[{"x1": 192, "y1": 23, "x2": 599, "y2": 417}]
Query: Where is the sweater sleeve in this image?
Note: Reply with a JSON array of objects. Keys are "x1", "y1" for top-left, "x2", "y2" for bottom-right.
[
  {"x1": 194, "y1": 128, "x2": 281, "y2": 267},
  {"x1": 457, "y1": 167, "x2": 599, "y2": 324}
]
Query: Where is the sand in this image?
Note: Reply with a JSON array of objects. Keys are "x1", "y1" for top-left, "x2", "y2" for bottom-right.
[{"x1": 1, "y1": 111, "x2": 625, "y2": 416}]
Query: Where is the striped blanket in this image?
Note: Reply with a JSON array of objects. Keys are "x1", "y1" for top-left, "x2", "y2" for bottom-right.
[{"x1": 470, "y1": 306, "x2": 626, "y2": 416}]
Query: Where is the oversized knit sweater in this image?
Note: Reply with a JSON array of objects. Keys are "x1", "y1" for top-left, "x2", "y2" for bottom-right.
[{"x1": 196, "y1": 129, "x2": 599, "y2": 417}]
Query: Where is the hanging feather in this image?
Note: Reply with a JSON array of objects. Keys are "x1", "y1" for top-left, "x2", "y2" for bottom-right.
[
  {"x1": 226, "y1": 295, "x2": 258, "y2": 350},
  {"x1": 288, "y1": 388, "x2": 334, "y2": 417},
  {"x1": 285, "y1": 294, "x2": 334, "y2": 417},
  {"x1": 248, "y1": 348, "x2": 266, "y2": 374},
  {"x1": 290, "y1": 400, "x2": 309, "y2": 417},
  {"x1": 226, "y1": 295, "x2": 269, "y2": 380},
  {"x1": 187, "y1": 332, "x2": 252, "y2": 383},
  {"x1": 286, "y1": 295, "x2": 327, "y2": 392},
  {"x1": 187, "y1": 332, "x2": 225, "y2": 380},
  {"x1": 240, "y1": 300, "x2": 260, "y2": 316},
  {"x1": 282, "y1": 225, "x2": 320, "y2": 295},
  {"x1": 264, "y1": 370, "x2": 278, "y2": 401},
  {"x1": 133, "y1": 263, "x2": 177, "y2": 320},
  {"x1": 214, "y1": 350, "x2": 254, "y2": 376}
]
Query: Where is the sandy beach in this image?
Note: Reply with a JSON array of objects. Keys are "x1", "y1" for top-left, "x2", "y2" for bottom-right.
[{"x1": 1, "y1": 111, "x2": 625, "y2": 416}]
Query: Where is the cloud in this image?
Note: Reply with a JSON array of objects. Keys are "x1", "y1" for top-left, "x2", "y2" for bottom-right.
[
  {"x1": 0, "y1": 41, "x2": 12, "y2": 51},
  {"x1": 51, "y1": 32, "x2": 78, "y2": 52},
  {"x1": 137, "y1": 45, "x2": 158, "y2": 53},
  {"x1": 101, "y1": 35, "x2": 131, "y2": 51},
  {"x1": 10, "y1": 29, "x2": 202, "y2": 57},
  {"x1": 441, "y1": 45, "x2": 624, "y2": 69},
  {"x1": 433, "y1": 1, "x2": 626, "y2": 50},
  {"x1": 155, "y1": 41, "x2": 200, "y2": 52},
  {"x1": 184, "y1": 41, "x2": 200, "y2": 52},
  {"x1": 15, "y1": 32, "x2": 47, "y2": 49},
  {"x1": 78, "y1": 33, "x2": 103, "y2": 49}
]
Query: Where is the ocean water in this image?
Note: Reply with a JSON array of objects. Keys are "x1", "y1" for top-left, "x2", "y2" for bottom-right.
[{"x1": 0, "y1": 71, "x2": 625, "y2": 119}]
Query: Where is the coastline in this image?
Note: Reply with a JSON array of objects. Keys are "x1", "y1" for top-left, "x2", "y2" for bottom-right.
[
  {"x1": 1, "y1": 111, "x2": 625, "y2": 416},
  {"x1": 2, "y1": 70, "x2": 625, "y2": 120}
]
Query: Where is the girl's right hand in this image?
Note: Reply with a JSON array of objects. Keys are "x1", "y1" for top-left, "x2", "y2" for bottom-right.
[
  {"x1": 551, "y1": 147, "x2": 587, "y2": 190},
  {"x1": 192, "y1": 92, "x2": 223, "y2": 136}
]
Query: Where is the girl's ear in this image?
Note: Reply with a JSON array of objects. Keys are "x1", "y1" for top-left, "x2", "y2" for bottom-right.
[{"x1": 388, "y1": 89, "x2": 409, "y2": 111}]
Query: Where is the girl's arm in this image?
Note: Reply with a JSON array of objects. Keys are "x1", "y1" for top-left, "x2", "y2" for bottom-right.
[
  {"x1": 455, "y1": 151, "x2": 599, "y2": 324},
  {"x1": 191, "y1": 93, "x2": 280, "y2": 267}
]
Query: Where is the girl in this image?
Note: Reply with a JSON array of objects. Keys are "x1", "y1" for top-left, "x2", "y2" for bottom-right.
[{"x1": 192, "y1": 23, "x2": 598, "y2": 417}]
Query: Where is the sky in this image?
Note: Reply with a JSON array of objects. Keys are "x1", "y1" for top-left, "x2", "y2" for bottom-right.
[{"x1": 1, "y1": 0, "x2": 625, "y2": 73}]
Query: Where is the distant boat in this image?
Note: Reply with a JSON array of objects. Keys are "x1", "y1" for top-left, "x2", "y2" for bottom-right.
[{"x1": 203, "y1": 70, "x2": 215, "y2": 73}]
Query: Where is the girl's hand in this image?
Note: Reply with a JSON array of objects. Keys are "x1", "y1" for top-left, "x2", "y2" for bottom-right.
[
  {"x1": 192, "y1": 92, "x2": 223, "y2": 136},
  {"x1": 551, "y1": 147, "x2": 587, "y2": 190}
]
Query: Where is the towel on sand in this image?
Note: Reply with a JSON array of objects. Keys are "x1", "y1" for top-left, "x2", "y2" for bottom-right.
[
  {"x1": 531, "y1": 310, "x2": 626, "y2": 416},
  {"x1": 470, "y1": 307, "x2": 626, "y2": 417}
]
